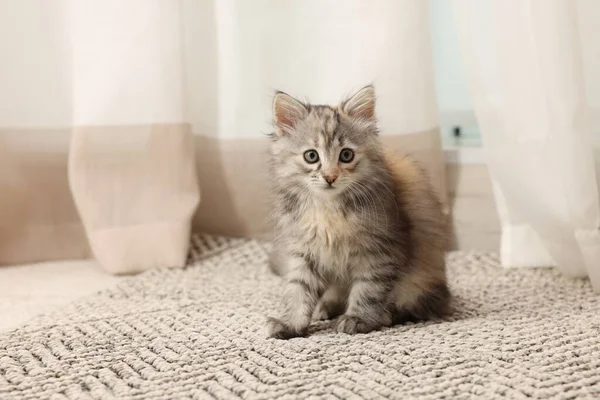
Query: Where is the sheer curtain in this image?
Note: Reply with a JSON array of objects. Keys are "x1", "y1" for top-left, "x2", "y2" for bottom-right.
[
  {"x1": 0, "y1": 0, "x2": 446, "y2": 273},
  {"x1": 191, "y1": 0, "x2": 447, "y2": 236},
  {"x1": 453, "y1": 0, "x2": 600, "y2": 290}
]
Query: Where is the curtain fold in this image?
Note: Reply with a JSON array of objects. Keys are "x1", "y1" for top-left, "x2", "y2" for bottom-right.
[
  {"x1": 0, "y1": 0, "x2": 200, "y2": 273},
  {"x1": 0, "y1": 0, "x2": 89, "y2": 264},
  {"x1": 67, "y1": 0, "x2": 200, "y2": 273},
  {"x1": 453, "y1": 0, "x2": 600, "y2": 290}
]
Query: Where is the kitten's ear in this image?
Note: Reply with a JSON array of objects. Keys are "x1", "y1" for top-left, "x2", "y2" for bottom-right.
[
  {"x1": 341, "y1": 85, "x2": 376, "y2": 120},
  {"x1": 272, "y1": 91, "x2": 308, "y2": 136}
]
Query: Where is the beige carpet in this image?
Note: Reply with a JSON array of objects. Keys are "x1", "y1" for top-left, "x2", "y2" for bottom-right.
[{"x1": 1, "y1": 235, "x2": 600, "y2": 399}]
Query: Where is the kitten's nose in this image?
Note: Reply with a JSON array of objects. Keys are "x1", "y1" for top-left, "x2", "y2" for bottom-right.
[{"x1": 323, "y1": 174, "x2": 337, "y2": 185}]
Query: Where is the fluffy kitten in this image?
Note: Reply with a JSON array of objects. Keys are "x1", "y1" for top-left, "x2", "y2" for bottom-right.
[{"x1": 267, "y1": 85, "x2": 449, "y2": 339}]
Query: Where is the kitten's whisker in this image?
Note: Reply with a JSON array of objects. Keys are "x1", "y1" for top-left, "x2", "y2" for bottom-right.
[
  {"x1": 375, "y1": 176, "x2": 400, "y2": 221},
  {"x1": 346, "y1": 185, "x2": 370, "y2": 222},
  {"x1": 352, "y1": 181, "x2": 389, "y2": 232},
  {"x1": 348, "y1": 182, "x2": 389, "y2": 236}
]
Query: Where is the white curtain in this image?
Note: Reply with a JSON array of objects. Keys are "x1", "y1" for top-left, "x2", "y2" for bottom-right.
[
  {"x1": 0, "y1": 0, "x2": 445, "y2": 273},
  {"x1": 453, "y1": 0, "x2": 600, "y2": 290}
]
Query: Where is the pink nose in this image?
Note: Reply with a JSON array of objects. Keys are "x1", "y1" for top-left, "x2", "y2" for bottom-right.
[{"x1": 324, "y1": 175, "x2": 337, "y2": 185}]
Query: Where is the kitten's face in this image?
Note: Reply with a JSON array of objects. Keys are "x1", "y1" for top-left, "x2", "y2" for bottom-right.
[{"x1": 270, "y1": 86, "x2": 381, "y2": 199}]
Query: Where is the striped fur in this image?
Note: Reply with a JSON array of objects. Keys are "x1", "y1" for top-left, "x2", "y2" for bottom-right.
[{"x1": 267, "y1": 86, "x2": 450, "y2": 339}]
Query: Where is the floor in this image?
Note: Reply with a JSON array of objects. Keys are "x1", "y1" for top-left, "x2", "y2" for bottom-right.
[{"x1": 0, "y1": 259, "x2": 125, "y2": 332}]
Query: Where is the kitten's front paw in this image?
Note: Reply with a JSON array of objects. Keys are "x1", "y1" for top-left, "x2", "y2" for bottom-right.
[
  {"x1": 267, "y1": 317, "x2": 306, "y2": 340},
  {"x1": 335, "y1": 315, "x2": 378, "y2": 334}
]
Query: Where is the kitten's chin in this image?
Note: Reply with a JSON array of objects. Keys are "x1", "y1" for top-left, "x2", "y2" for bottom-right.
[{"x1": 314, "y1": 184, "x2": 343, "y2": 199}]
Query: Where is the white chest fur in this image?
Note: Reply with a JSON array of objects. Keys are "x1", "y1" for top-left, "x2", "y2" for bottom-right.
[{"x1": 295, "y1": 204, "x2": 356, "y2": 273}]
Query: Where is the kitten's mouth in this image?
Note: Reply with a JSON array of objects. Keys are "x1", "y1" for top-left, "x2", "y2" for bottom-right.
[
  {"x1": 321, "y1": 184, "x2": 341, "y2": 193},
  {"x1": 315, "y1": 182, "x2": 341, "y2": 193}
]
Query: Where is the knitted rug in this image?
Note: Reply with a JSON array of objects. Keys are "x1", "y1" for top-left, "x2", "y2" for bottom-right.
[{"x1": 1, "y1": 235, "x2": 600, "y2": 400}]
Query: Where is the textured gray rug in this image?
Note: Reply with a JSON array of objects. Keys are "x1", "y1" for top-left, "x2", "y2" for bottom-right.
[{"x1": 1, "y1": 235, "x2": 600, "y2": 399}]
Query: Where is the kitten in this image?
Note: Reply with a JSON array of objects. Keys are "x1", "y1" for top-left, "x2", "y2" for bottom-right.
[{"x1": 267, "y1": 85, "x2": 450, "y2": 339}]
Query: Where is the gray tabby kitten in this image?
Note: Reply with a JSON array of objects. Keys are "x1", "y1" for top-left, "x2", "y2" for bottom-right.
[{"x1": 267, "y1": 85, "x2": 449, "y2": 339}]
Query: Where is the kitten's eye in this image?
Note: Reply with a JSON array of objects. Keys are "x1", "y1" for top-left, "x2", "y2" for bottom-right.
[
  {"x1": 303, "y1": 150, "x2": 320, "y2": 164},
  {"x1": 339, "y1": 148, "x2": 355, "y2": 163}
]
